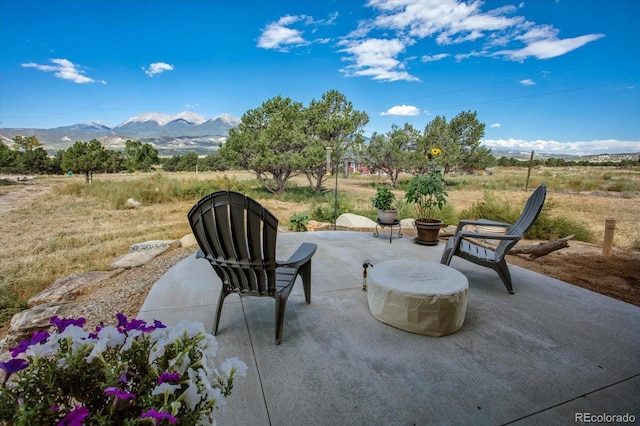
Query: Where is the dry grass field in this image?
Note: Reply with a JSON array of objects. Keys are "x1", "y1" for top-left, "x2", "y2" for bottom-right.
[{"x1": 1, "y1": 167, "x2": 639, "y2": 332}]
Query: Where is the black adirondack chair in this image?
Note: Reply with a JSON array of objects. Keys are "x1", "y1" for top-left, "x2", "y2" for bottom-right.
[
  {"x1": 188, "y1": 191, "x2": 317, "y2": 344},
  {"x1": 440, "y1": 184, "x2": 546, "y2": 294}
]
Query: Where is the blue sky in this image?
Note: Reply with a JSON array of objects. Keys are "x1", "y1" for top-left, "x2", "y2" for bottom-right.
[{"x1": 1, "y1": 0, "x2": 638, "y2": 155}]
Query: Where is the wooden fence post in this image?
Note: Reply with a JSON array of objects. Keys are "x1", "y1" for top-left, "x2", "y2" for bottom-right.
[
  {"x1": 602, "y1": 218, "x2": 616, "y2": 257},
  {"x1": 525, "y1": 151, "x2": 534, "y2": 190}
]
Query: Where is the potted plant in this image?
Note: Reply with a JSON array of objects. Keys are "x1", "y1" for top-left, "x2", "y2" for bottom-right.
[
  {"x1": 0, "y1": 313, "x2": 246, "y2": 425},
  {"x1": 404, "y1": 150, "x2": 448, "y2": 245},
  {"x1": 372, "y1": 184, "x2": 398, "y2": 224}
]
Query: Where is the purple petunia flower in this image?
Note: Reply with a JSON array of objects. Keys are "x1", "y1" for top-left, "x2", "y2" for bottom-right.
[
  {"x1": 50, "y1": 316, "x2": 86, "y2": 332},
  {"x1": 116, "y1": 313, "x2": 155, "y2": 333},
  {"x1": 10, "y1": 330, "x2": 50, "y2": 357},
  {"x1": 119, "y1": 373, "x2": 129, "y2": 384},
  {"x1": 0, "y1": 358, "x2": 29, "y2": 382},
  {"x1": 153, "y1": 319, "x2": 166, "y2": 329},
  {"x1": 58, "y1": 406, "x2": 90, "y2": 426},
  {"x1": 141, "y1": 408, "x2": 178, "y2": 424},
  {"x1": 158, "y1": 371, "x2": 180, "y2": 384},
  {"x1": 104, "y1": 387, "x2": 136, "y2": 401}
]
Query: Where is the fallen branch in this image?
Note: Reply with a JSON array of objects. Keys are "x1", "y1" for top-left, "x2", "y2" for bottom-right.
[{"x1": 509, "y1": 235, "x2": 575, "y2": 259}]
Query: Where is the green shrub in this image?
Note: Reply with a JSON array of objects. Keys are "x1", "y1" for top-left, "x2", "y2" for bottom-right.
[
  {"x1": 57, "y1": 175, "x2": 251, "y2": 208},
  {"x1": 458, "y1": 191, "x2": 520, "y2": 224},
  {"x1": 457, "y1": 191, "x2": 594, "y2": 242},
  {"x1": 289, "y1": 212, "x2": 310, "y2": 232},
  {"x1": 310, "y1": 192, "x2": 354, "y2": 223}
]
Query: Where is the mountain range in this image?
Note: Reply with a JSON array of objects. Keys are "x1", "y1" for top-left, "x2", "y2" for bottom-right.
[
  {"x1": 1, "y1": 113, "x2": 638, "y2": 162},
  {"x1": 0, "y1": 111, "x2": 242, "y2": 156}
]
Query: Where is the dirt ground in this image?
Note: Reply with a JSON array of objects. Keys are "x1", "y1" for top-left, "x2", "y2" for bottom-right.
[
  {"x1": 2, "y1": 175, "x2": 639, "y2": 310},
  {"x1": 506, "y1": 241, "x2": 640, "y2": 307}
]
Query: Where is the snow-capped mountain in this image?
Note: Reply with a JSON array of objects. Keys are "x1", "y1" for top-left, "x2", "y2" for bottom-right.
[
  {"x1": 117, "y1": 111, "x2": 209, "y2": 128},
  {"x1": 0, "y1": 111, "x2": 241, "y2": 155},
  {"x1": 54, "y1": 122, "x2": 113, "y2": 133}
]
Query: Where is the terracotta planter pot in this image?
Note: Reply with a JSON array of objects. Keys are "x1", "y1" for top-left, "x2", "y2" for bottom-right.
[{"x1": 413, "y1": 218, "x2": 443, "y2": 246}]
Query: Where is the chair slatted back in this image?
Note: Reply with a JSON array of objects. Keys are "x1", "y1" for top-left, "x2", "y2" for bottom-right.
[
  {"x1": 188, "y1": 191, "x2": 279, "y2": 296},
  {"x1": 495, "y1": 184, "x2": 547, "y2": 258}
]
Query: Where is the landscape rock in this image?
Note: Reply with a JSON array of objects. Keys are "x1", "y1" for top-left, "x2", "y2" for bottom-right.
[
  {"x1": 0, "y1": 301, "x2": 84, "y2": 357},
  {"x1": 28, "y1": 270, "x2": 122, "y2": 308},
  {"x1": 401, "y1": 219, "x2": 417, "y2": 236},
  {"x1": 129, "y1": 240, "x2": 177, "y2": 252},
  {"x1": 180, "y1": 233, "x2": 198, "y2": 248},
  {"x1": 336, "y1": 213, "x2": 377, "y2": 231},
  {"x1": 109, "y1": 247, "x2": 168, "y2": 269},
  {"x1": 306, "y1": 220, "x2": 333, "y2": 232},
  {"x1": 125, "y1": 198, "x2": 141, "y2": 208}
]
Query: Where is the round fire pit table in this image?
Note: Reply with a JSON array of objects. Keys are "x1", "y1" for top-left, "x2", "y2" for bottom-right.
[{"x1": 367, "y1": 260, "x2": 469, "y2": 337}]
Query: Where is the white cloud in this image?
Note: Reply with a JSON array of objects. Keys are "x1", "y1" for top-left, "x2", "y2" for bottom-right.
[
  {"x1": 490, "y1": 123, "x2": 501, "y2": 128},
  {"x1": 482, "y1": 138, "x2": 640, "y2": 155},
  {"x1": 144, "y1": 62, "x2": 174, "y2": 77},
  {"x1": 257, "y1": 15, "x2": 307, "y2": 51},
  {"x1": 380, "y1": 105, "x2": 421, "y2": 116},
  {"x1": 339, "y1": 38, "x2": 419, "y2": 82},
  {"x1": 422, "y1": 53, "x2": 449, "y2": 62},
  {"x1": 336, "y1": 0, "x2": 605, "y2": 82},
  {"x1": 257, "y1": 13, "x2": 339, "y2": 52},
  {"x1": 520, "y1": 79, "x2": 535, "y2": 85},
  {"x1": 496, "y1": 33, "x2": 605, "y2": 61},
  {"x1": 21, "y1": 58, "x2": 106, "y2": 84}
]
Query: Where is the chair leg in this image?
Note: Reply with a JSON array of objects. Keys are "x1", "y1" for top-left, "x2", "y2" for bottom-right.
[
  {"x1": 274, "y1": 292, "x2": 290, "y2": 345},
  {"x1": 300, "y1": 261, "x2": 312, "y2": 304},
  {"x1": 213, "y1": 287, "x2": 230, "y2": 336},
  {"x1": 495, "y1": 260, "x2": 514, "y2": 294},
  {"x1": 440, "y1": 239, "x2": 455, "y2": 265}
]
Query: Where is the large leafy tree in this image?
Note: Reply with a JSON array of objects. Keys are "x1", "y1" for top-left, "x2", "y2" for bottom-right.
[
  {"x1": 0, "y1": 142, "x2": 18, "y2": 172},
  {"x1": 19, "y1": 148, "x2": 52, "y2": 174},
  {"x1": 458, "y1": 145, "x2": 495, "y2": 172},
  {"x1": 414, "y1": 111, "x2": 486, "y2": 177},
  {"x1": 124, "y1": 140, "x2": 159, "y2": 172},
  {"x1": 413, "y1": 116, "x2": 449, "y2": 174},
  {"x1": 13, "y1": 135, "x2": 43, "y2": 152},
  {"x1": 366, "y1": 123, "x2": 418, "y2": 186},
  {"x1": 9, "y1": 135, "x2": 52, "y2": 174},
  {"x1": 220, "y1": 95, "x2": 307, "y2": 194},
  {"x1": 302, "y1": 90, "x2": 369, "y2": 192},
  {"x1": 60, "y1": 139, "x2": 108, "y2": 183},
  {"x1": 445, "y1": 110, "x2": 486, "y2": 176}
]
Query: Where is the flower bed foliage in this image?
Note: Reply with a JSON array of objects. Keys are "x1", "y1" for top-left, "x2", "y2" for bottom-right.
[{"x1": 0, "y1": 314, "x2": 246, "y2": 425}]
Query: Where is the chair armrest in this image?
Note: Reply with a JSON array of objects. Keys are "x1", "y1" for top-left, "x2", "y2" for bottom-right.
[
  {"x1": 456, "y1": 219, "x2": 513, "y2": 229},
  {"x1": 277, "y1": 243, "x2": 317, "y2": 268},
  {"x1": 458, "y1": 230, "x2": 520, "y2": 241}
]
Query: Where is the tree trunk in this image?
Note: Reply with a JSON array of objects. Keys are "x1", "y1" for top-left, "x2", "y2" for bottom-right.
[{"x1": 509, "y1": 235, "x2": 575, "y2": 259}]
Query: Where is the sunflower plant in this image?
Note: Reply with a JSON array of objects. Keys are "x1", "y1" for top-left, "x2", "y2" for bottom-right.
[
  {"x1": 0, "y1": 314, "x2": 246, "y2": 425},
  {"x1": 404, "y1": 148, "x2": 448, "y2": 220}
]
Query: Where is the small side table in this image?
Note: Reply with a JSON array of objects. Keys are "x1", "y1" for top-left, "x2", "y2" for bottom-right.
[{"x1": 374, "y1": 219, "x2": 402, "y2": 243}]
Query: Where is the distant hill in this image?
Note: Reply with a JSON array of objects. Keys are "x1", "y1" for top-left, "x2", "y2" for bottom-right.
[
  {"x1": 0, "y1": 111, "x2": 241, "y2": 156},
  {"x1": 1, "y1": 116, "x2": 638, "y2": 161},
  {"x1": 490, "y1": 149, "x2": 640, "y2": 163}
]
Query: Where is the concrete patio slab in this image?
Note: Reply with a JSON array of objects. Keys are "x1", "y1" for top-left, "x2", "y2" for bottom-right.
[{"x1": 138, "y1": 231, "x2": 640, "y2": 425}]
